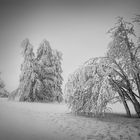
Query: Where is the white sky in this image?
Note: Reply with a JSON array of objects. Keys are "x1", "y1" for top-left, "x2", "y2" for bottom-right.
[{"x1": 0, "y1": 0, "x2": 140, "y2": 92}]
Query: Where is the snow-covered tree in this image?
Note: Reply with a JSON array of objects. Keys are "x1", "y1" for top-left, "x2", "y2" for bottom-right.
[
  {"x1": 19, "y1": 38, "x2": 35, "y2": 101},
  {"x1": 107, "y1": 17, "x2": 140, "y2": 117},
  {"x1": 33, "y1": 40, "x2": 63, "y2": 102},
  {"x1": 10, "y1": 39, "x2": 63, "y2": 102},
  {"x1": 64, "y1": 57, "x2": 116, "y2": 117}
]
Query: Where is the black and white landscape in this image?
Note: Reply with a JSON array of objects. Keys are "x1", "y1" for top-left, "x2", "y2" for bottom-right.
[{"x1": 0, "y1": 0, "x2": 140, "y2": 140}]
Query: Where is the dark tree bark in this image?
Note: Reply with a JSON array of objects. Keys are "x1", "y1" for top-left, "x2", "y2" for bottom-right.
[
  {"x1": 110, "y1": 78, "x2": 131, "y2": 117},
  {"x1": 128, "y1": 89, "x2": 140, "y2": 118},
  {"x1": 121, "y1": 93, "x2": 131, "y2": 117}
]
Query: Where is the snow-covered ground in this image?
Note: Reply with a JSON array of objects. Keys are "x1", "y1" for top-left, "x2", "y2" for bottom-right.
[{"x1": 0, "y1": 98, "x2": 140, "y2": 140}]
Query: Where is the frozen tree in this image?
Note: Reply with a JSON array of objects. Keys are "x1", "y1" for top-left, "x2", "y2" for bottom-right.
[
  {"x1": 65, "y1": 16, "x2": 140, "y2": 118},
  {"x1": 33, "y1": 40, "x2": 63, "y2": 102},
  {"x1": 64, "y1": 57, "x2": 116, "y2": 117},
  {"x1": 10, "y1": 39, "x2": 63, "y2": 102},
  {"x1": 52, "y1": 49, "x2": 63, "y2": 102},
  {"x1": 107, "y1": 17, "x2": 140, "y2": 117},
  {"x1": 19, "y1": 38, "x2": 35, "y2": 101}
]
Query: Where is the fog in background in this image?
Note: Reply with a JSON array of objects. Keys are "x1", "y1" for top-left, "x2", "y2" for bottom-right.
[{"x1": 0, "y1": 0, "x2": 140, "y2": 92}]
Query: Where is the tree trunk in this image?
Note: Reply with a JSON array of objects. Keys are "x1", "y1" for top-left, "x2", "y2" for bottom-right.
[
  {"x1": 120, "y1": 89, "x2": 131, "y2": 117},
  {"x1": 128, "y1": 89, "x2": 140, "y2": 118},
  {"x1": 133, "y1": 73, "x2": 140, "y2": 98},
  {"x1": 122, "y1": 99, "x2": 131, "y2": 117},
  {"x1": 110, "y1": 78, "x2": 132, "y2": 117},
  {"x1": 119, "y1": 92, "x2": 131, "y2": 117},
  {"x1": 132, "y1": 101, "x2": 140, "y2": 118},
  {"x1": 136, "y1": 73, "x2": 140, "y2": 99}
]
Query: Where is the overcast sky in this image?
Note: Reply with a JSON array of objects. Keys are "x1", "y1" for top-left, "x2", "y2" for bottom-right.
[{"x1": 0, "y1": 0, "x2": 140, "y2": 92}]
